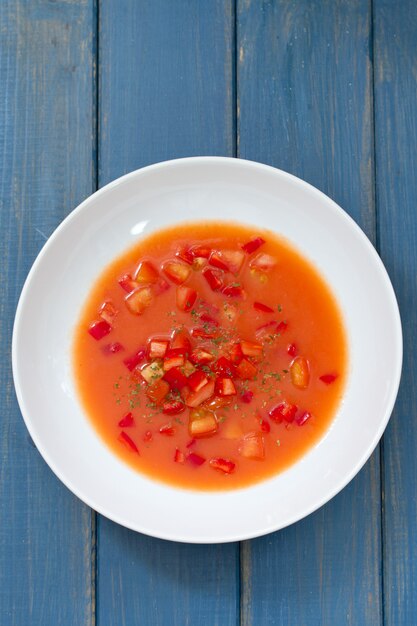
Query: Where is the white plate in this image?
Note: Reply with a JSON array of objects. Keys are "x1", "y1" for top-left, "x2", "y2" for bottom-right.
[{"x1": 12, "y1": 157, "x2": 402, "y2": 543}]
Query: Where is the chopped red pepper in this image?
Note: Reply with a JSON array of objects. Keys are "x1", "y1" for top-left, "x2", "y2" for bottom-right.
[
  {"x1": 99, "y1": 300, "x2": 118, "y2": 324},
  {"x1": 241, "y1": 237, "x2": 265, "y2": 254},
  {"x1": 171, "y1": 328, "x2": 192, "y2": 355},
  {"x1": 187, "y1": 452, "x2": 206, "y2": 466},
  {"x1": 190, "y1": 244, "x2": 211, "y2": 259},
  {"x1": 163, "y1": 366, "x2": 189, "y2": 391},
  {"x1": 123, "y1": 348, "x2": 146, "y2": 371},
  {"x1": 240, "y1": 340, "x2": 263, "y2": 359},
  {"x1": 162, "y1": 260, "x2": 192, "y2": 285},
  {"x1": 319, "y1": 373, "x2": 338, "y2": 384},
  {"x1": 102, "y1": 342, "x2": 124, "y2": 354},
  {"x1": 118, "y1": 412, "x2": 134, "y2": 427},
  {"x1": 276, "y1": 321, "x2": 288, "y2": 334},
  {"x1": 174, "y1": 448, "x2": 185, "y2": 463},
  {"x1": 259, "y1": 417, "x2": 271, "y2": 433},
  {"x1": 202, "y1": 267, "x2": 224, "y2": 291},
  {"x1": 240, "y1": 390, "x2": 254, "y2": 404},
  {"x1": 297, "y1": 411, "x2": 312, "y2": 426},
  {"x1": 189, "y1": 347, "x2": 215, "y2": 365},
  {"x1": 269, "y1": 400, "x2": 298, "y2": 423},
  {"x1": 253, "y1": 301, "x2": 274, "y2": 313},
  {"x1": 148, "y1": 338, "x2": 170, "y2": 359},
  {"x1": 118, "y1": 274, "x2": 139, "y2": 293},
  {"x1": 229, "y1": 342, "x2": 243, "y2": 364},
  {"x1": 159, "y1": 423, "x2": 175, "y2": 436},
  {"x1": 287, "y1": 343, "x2": 297, "y2": 357},
  {"x1": 212, "y1": 356, "x2": 235, "y2": 377},
  {"x1": 199, "y1": 312, "x2": 219, "y2": 326},
  {"x1": 235, "y1": 358, "x2": 257, "y2": 380},
  {"x1": 88, "y1": 319, "x2": 112, "y2": 340},
  {"x1": 143, "y1": 430, "x2": 153, "y2": 442},
  {"x1": 215, "y1": 377, "x2": 237, "y2": 396},
  {"x1": 185, "y1": 380, "x2": 215, "y2": 408},
  {"x1": 118, "y1": 431, "x2": 139, "y2": 454},
  {"x1": 162, "y1": 400, "x2": 186, "y2": 415},
  {"x1": 188, "y1": 370, "x2": 209, "y2": 392},
  {"x1": 191, "y1": 327, "x2": 217, "y2": 339},
  {"x1": 176, "y1": 246, "x2": 194, "y2": 265},
  {"x1": 134, "y1": 260, "x2": 159, "y2": 284},
  {"x1": 221, "y1": 284, "x2": 245, "y2": 298},
  {"x1": 209, "y1": 457, "x2": 236, "y2": 474},
  {"x1": 176, "y1": 286, "x2": 197, "y2": 312}
]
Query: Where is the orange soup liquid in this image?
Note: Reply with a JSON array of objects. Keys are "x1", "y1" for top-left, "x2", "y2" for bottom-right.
[{"x1": 73, "y1": 222, "x2": 347, "y2": 490}]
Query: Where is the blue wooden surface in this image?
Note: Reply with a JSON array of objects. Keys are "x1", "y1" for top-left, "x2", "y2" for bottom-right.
[{"x1": 1, "y1": 0, "x2": 415, "y2": 624}]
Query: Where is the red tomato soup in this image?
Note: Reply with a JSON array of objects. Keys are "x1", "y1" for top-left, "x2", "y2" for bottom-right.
[{"x1": 73, "y1": 222, "x2": 347, "y2": 490}]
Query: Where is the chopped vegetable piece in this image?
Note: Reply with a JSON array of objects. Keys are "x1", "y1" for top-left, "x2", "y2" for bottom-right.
[
  {"x1": 229, "y1": 342, "x2": 243, "y2": 364},
  {"x1": 241, "y1": 237, "x2": 265, "y2": 254},
  {"x1": 185, "y1": 380, "x2": 216, "y2": 408},
  {"x1": 191, "y1": 327, "x2": 217, "y2": 339},
  {"x1": 163, "y1": 366, "x2": 189, "y2": 390},
  {"x1": 212, "y1": 356, "x2": 235, "y2": 377},
  {"x1": 238, "y1": 432, "x2": 265, "y2": 460},
  {"x1": 249, "y1": 253, "x2": 277, "y2": 271},
  {"x1": 290, "y1": 356, "x2": 310, "y2": 389},
  {"x1": 171, "y1": 328, "x2": 192, "y2": 354},
  {"x1": 259, "y1": 417, "x2": 271, "y2": 433},
  {"x1": 253, "y1": 301, "x2": 274, "y2": 313},
  {"x1": 190, "y1": 244, "x2": 211, "y2": 259},
  {"x1": 176, "y1": 246, "x2": 194, "y2": 265},
  {"x1": 162, "y1": 260, "x2": 192, "y2": 285},
  {"x1": 134, "y1": 260, "x2": 159, "y2": 284},
  {"x1": 118, "y1": 431, "x2": 139, "y2": 454},
  {"x1": 209, "y1": 250, "x2": 229, "y2": 271},
  {"x1": 154, "y1": 278, "x2": 171, "y2": 294},
  {"x1": 148, "y1": 338, "x2": 170, "y2": 359},
  {"x1": 240, "y1": 340, "x2": 263, "y2": 359},
  {"x1": 162, "y1": 400, "x2": 186, "y2": 415},
  {"x1": 143, "y1": 430, "x2": 153, "y2": 442},
  {"x1": 319, "y1": 373, "x2": 338, "y2": 384},
  {"x1": 269, "y1": 400, "x2": 298, "y2": 423},
  {"x1": 176, "y1": 286, "x2": 197, "y2": 311},
  {"x1": 141, "y1": 361, "x2": 165, "y2": 384},
  {"x1": 163, "y1": 354, "x2": 185, "y2": 371},
  {"x1": 159, "y1": 423, "x2": 175, "y2": 436},
  {"x1": 215, "y1": 377, "x2": 237, "y2": 396},
  {"x1": 146, "y1": 379, "x2": 170, "y2": 404},
  {"x1": 235, "y1": 358, "x2": 257, "y2": 380},
  {"x1": 287, "y1": 343, "x2": 297, "y2": 357},
  {"x1": 241, "y1": 390, "x2": 254, "y2": 404},
  {"x1": 187, "y1": 452, "x2": 206, "y2": 466},
  {"x1": 118, "y1": 274, "x2": 139, "y2": 293},
  {"x1": 118, "y1": 412, "x2": 134, "y2": 427},
  {"x1": 88, "y1": 319, "x2": 112, "y2": 340},
  {"x1": 125, "y1": 286, "x2": 153, "y2": 315},
  {"x1": 102, "y1": 342, "x2": 124, "y2": 354},
  {"x1": 202, "y1": 267, "x2": 224, "y2": 291},
  {"x1": 174, "y1": 448, "x2": 185, "y2": 463},
  {"x1": 221, "y1": 284, "x2": 245, "y2": 298},
  {"x1": 209, "y1": 457, "x2": 236, "y2": 474},
  {"x1": 123, "y1": 348, "x2": 146, "y2": 371},
  {"x1": 199, "y1": 312, "x2": 219, "y2": 326},
  {"x1": 186, "y1": 438, "x2": 196, "y2": 448},
  {"x1": 209, "y1": 250, "x2": 245, "y2": 274},
  {"x1": 99, "y1": 300, "x2": 118, "y2": 324},
  {"x1": 189, "y1": 347, "x2": 215, "y2": 365},
  {"x1": 297, "y1": 411, "x2": 312, "y2": 426},
  {"x1": 276, "y1": 321, "x2": 288, "y2": 334},
  {"x1": 188, "y1": 370, "x2": 209, "y2": 392},
  {"x1": 189, "y1": 408, "x2": 218, "y2": 437},
  {"x1": 255, "y1": 320, "x2": 278, "y2": 340},
  {"x1": 222, "y1": 302, "x2": 238, "y2": 323}
]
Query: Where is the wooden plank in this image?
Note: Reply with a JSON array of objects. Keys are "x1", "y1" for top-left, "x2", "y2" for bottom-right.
[
  {"x1": 373, "y1": 1, "x2": 417, "y2": 623},
  {"x1": 237, "y1": 1, "x2": 382, "y2": 624},
  {"x1": 0, "y1": 1, "x2": 96, "y2": 624},
  {"x1": 97, "y1": 2, "x2": 238, "y2": 625}
]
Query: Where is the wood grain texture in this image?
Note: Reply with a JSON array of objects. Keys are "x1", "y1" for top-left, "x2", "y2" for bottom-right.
[
  {"x1": 237, "y1": 1, "x2": 382, "y2": 623},
  {"x1": 373, "y1": 1, "x2": 417, "y2": 623},
  {"x1": 97, "y1": 2, "x2": 238, "y2": 625},
  {"x1": 0, "y1": 1, "x2": 95, "y2": 624}
]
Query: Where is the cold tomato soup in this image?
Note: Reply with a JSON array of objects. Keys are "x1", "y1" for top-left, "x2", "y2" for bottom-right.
[{"x1": 73, "y1": 221, "x2": 347, "y2": 490}]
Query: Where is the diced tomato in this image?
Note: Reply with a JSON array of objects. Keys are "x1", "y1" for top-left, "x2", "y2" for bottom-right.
[
  {"x1": 118, "y1": 431, "x2": 139, "y2": 454},
  {"x1": 287, "y1": 343, "x2": 297, "y2": 357},
  {"x1": 123, "y1": 348, "x2": 146, "y2": 371},
  {"x1": 235, "y1": 358, "x2": 257, "y2": 380},
  {"x1": 99, "y1": 300, "x2": 118, "y2": 324},
  {"x1": 187, "y1": 452, "x2": 206, "y2": 466},
  {"x1": 163, "y1": 366, "x2": 189, "y2": 390},
  {"x1": 319, "y1": 373, "x2": 338, "y2": 384},
  {"x1": 174, "y1": 448, "x2": 185, "y2": 463},
  {"x1": 176, "y1": 246, "x2": 194, "y2": 265},
  {"x1": 290, "y1": 356, "x2": 310, "y2": 389},
  {"x1": 253, "y1": 301, "x2": 274, "y2": 313},
  {"x1": 215, "y1": 377, "x2": 237, "y2": 396},
  {"x1": 118, "y1": 274, "x2": 139, "y2": 293},
  {"x1": 240, "y1": 390, "x2": 254, "y2": 404},
  {"x1": 240, "y1": 340, "x2": 263, "y2": 359},
  {"x1": 185, "y1": 380, "x2": 215, "y2": 408},
  {"x1": 141, "y1": 361, "x2": 165, "y2": 384},
  {"x1": 162, "y1": 260, "x2": 192, "y2": 285},
  {"x1": 204, "y1": 395, "x2": 232, "y2": 410},
  {"x1": 255, "y1": 320, "x2": 278, "y2": 340},
  {"x1": 188, "y1": 370, "x2": 209, "y2": 392},
  {"x1": 229, "y1": 342, "x2": 243, "y2": 364},
  {"x1": 202, "y1": 267, "x2": 224, "y2": 291},
  {"x1": 209, "y1": 457, "x2": 236, "y2": 474},
  {"x1": 163, "y1": 354, "x2": 185, "y2": 371},
  {"x1": 269, "y1": 400, "x2": 298, "y2": 423},
  {"x1": 118, "y1": 412, "x2": 134, "y2": 427},
  {"x1": 134, "y1": 260, "x2": 159, "y2": 284},
  {"x1": 143, "y1": 430, "x2": 153, "y2": 442},
  {"x1": 176, "y1": 286, "x2": 197, "y2": 311},
  {"x1": 88, "y1": 319, "x2": 112, "y2": 340},
  {"x1": 297, "y1": 411, "x2": 312, "y2": 426},
  {"x1": 188, "y1": 408, "x2": 218, "y2": 437},
  {"x1": 259, "y1": 417, "x2": 271, "y2": 433},
  {"x1": 159, "y1": 423, "x2": 175, "y2": 436},
  {"x1": 241, "y1": 237, "x2": 265, "y2": 254},
  {"x1": 162, "y1": 400, "x2": 186, "y2": 415},
  {"x1": 189, "y1": 347, "x2": 215, "y2": 365},
  {"x1": 191, "y1": 327, "x2": 217, "y2": 339},
  {"x1": 209, "y1": 250, "x2": 229, "y2": 271},
  {"x1": 276, "y1": 321, "x2": 288, "y2": 334},
  {"x1": 221, "y1": 250, "x2": 245, "y2": 274},
  {"x1": 171, "y1": 328, "x2": 192, "y2": 355},
  {"x1": 154, "y1": 278, "x2": 171, "y2": 295},
  {"x1": 199, "y1": 312, "x2": 219, "y2": 326},
  {"x1": 221, "y1": 284, "x2": 245, "y2": 298},
  {"x1": 148, "y1": 338, "x2": 170, "y2": 359},
  {"x1": 182, "y1": 359, "x2": 196, "y2": 376},
  {"x1": 125, "y1": 286, "x2": 153, "y2": 315},
  {"x1": 102, "y1": 342, "x2": 124, "y2": 355},
  {"x1": 146, "y1": 378, "x2": 170, "y2": 404},
  {"x1": 249, "y1": 253, "x2": 277, "y2": 271},
  {"x1": 212, "y1": 356, "x2": 235, "y2": 377},
  {"x1": 238, "y1": 432, "x2": 265, "y2": 460},
  {"x1": 190, "y1": 244, "x2": 211, "y2": 259}
]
